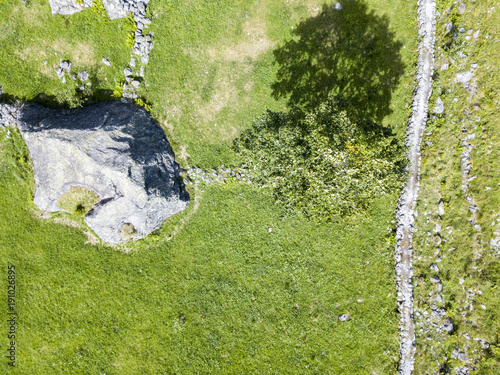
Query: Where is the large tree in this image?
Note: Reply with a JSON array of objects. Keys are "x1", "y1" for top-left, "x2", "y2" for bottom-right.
[{"x1": 234, "y1": 98, "x2": 406, "y2": 220}]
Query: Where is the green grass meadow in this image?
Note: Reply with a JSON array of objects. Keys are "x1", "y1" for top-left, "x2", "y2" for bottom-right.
[{"x1": 1, "y1": 0, "x2": 419, "y2": 373}]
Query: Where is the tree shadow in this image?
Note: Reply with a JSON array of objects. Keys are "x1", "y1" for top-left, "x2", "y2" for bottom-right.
[{"x1": 271, "y1": 0, "x2": 404, "y2": 123}]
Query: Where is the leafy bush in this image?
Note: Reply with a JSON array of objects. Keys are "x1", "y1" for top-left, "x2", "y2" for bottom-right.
[{"x1": 234, "y1": 97, "x2": 406, "y2": 220}]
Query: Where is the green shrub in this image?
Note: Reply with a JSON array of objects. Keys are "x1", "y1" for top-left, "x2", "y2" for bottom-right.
[{"x1": 234, "y1": 97, "x2": 407, "y2": 220}]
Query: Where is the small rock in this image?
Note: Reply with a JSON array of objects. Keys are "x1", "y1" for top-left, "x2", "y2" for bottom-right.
[
  {"x1": 438, "y1": 200, "x2": 445, "y2": 216},
  {"x1": 334, "y1": 2, "x2": 342, "y2": 10},
  {"x1": 78, "y1": 70, "x2": 89, "y2": 81},
  {"x1": 457, "y1": 3, "x2": 466, "y2": 14},
  {"x1": 102, "y1": 57, "x2": 112, "y2": 66},
  {"x1": 131, "y1": 80, "x2": 140, "y2": 88},
  {"x1": 473, "y1": 29, "x2": 480, "y2": 39},
  {"x1": 56, "y1": 66, "x2": 64, "y2": 79},
  {"x1": 124, "y1": 67, "x2": 133, "y2": 76},
  {"x1": 430, "y1": 264, "x2": 439, "y2": 272},
  {"x1": 445, "y1": 21, "x2": 453, "y2": 34},
  {"x1": 430, "y1": 275, "x2": 441, "y2": 283},
  {"x1": 459, "y1": 27, "x2": 465, "y2": 33},
  {"x1": 433, "y1": 97, "x2": 444, "y2": 114},
  {"x1": 141, "y1": 55, "x2": 149, "y2": 65},
  {"x1": 268, "y1": 227, "x2": 273, "y2": 233},
  {"x1": 441, "y1": 62, "x2": 449, "y2": 71},
  {"x1": 442, "y1": 318, "x2": 454, "y2": 333},
  {"x1": 130, "y1": 58, "x2": 136, "y2": 67},
  {"x1": 338, "y1": 314, "x2": 350, "y2": 322},
  {"x1": 458, "y1": 352, "x2": 467, "y2": 362},
  {"x1": 456, "y1": 71, "x2": 474, "y2": 84},
  {"x1": 61, "y1": 60, "x2": 72, "y2": 71}
]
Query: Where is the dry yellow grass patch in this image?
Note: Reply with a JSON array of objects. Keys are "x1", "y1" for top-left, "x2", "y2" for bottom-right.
[
  {"x1": 57, "y1": 186, "x2": 100, "y2": 215},
  {"x1": 197, "y1": 76, "x2": 237, "y2": 123},
  {"x1": 11, "y1": 3, "x2": 48, "y2": 29},
  {"x1": 206, "y1": 16, "x2": 274, "y2": 63}
]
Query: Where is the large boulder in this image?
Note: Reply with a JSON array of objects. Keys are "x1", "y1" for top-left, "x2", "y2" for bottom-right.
[{"x1": 15, "y1": 101, "x2": 189, "y2": 243}]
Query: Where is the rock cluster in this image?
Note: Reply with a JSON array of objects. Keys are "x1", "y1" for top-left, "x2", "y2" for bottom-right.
[
  {"x1": 184, "y1": 166, "x2": 252, "y2": 186},
  {"x1": 9, "y1": 101, "x2": 188, "y2": 243},
  {"x1": 48, "y1": 0, "x2": 154, "y2": 102},
  {"x1": 48, "y1": 0, "x2": 150, "y2": 20},
  {"x1": 121, "y1": 2, "x2": 153, "y2": 101}
]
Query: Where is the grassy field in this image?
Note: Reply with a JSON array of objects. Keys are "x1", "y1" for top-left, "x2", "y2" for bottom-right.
[
  {"x1": 1, "y1": 129, "x2": 400, "y2": 374},
  {"x1": 412, "y1": 0, "x2": 500, "y2": 373},
  {"x1": 1, "y1": 0, "x2": 419, "y2": 373},
  {"x1": 0, "y1": 0, "x2": 132, "y2": 107},
  {"x1": 144, "y1": 0, "x2": 418, "y2": 168}
]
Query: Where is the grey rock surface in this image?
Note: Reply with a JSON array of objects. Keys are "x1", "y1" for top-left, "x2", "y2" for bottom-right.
[
  {"x1": 78, "y1": 70, "x2": 89, "y2": 82},
  {"x1": 102, "y1": 0, "x2": 130, "y2": 20},
  {"x1": 433, "y1": 97, "x2": 444, "y2": 114},
  {"x1": 16, "y1": 101, "x2": 189, "y2": 243},
  {"x1": 0, "y1": 103, "x2": 20, "y2": 130},
  {"x1": 48, "y1": 0, "x2": 92, "y2": 16}
]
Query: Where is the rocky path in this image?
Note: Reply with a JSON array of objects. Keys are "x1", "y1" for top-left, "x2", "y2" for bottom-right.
[{"x1": 394, "y1": 0, "x2": 436, "y2": 374}]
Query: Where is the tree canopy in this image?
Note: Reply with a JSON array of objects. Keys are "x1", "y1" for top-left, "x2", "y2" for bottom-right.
[{"x1": 234, "y1": 98, "x2": 406, "y2": 220}]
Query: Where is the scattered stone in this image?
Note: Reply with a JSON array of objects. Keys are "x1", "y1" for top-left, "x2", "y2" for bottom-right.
[
  {"x1": 433, "y1": 97, "x2": 444, "y2": 114},
  {"x1": 334, "y1": 2, "x2": 342, "y2": 10},
  {"x1": 131, "y1": 80, "x2": 140, "y2": 88},
  {"x1": 430, "y1": 275, "x2": 441, "y2": 283},
  {"x1": 457, "y1": 3, "x2": 466, "y2": 15},
  {"x1": 268, "y1": 227, "x2": 273, "y2": 233},
  {"x1": 441, "y1": 62, "x2": 449, "y2": 71},
  {"x1": 473, "y1": 29, "x2": 480, "y2": 39},
  {"x1": 439, "y1": 200, "x2": 445, "y2": 216},
  {"x1": 102, "y1": 57, "x2": 112, "y2": 66},
  {"x1": 442, "y1": 318, "x2": 454, "y2": 333},
  {"x1": 60, "y1": 60, "x2": 72, "y2": 71},
  {"x1": 124, "y1": 67, "x2": 133, "y2": 76},
  {"x1": 78, "y1": 70, "x2": 89, "y2": 81},
  {"x1": 338, "y1": 314, "x2": 350, "y2": 322},
  {"x1": 16, "y1": 101, "x2": 188, "y2": 243},
  {"x1": 445, "y1": 21, "x2": 453, "y2": 34},
  {"x1": 56, "y1": 66, "x2": 64, "y2": 79}
]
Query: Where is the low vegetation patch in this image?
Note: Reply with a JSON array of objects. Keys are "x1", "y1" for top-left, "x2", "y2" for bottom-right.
[
  {"x1": 234, "y1": 97, "x2": 406, "y2": 220},
  {"x1": 57, "y1": 186, "x2": 100, "y2": 215}
]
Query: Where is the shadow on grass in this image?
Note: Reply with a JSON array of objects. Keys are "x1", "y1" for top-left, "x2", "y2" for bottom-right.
[{"x1": 271, "y1": 0, "x2": 404, "y2": 122}]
